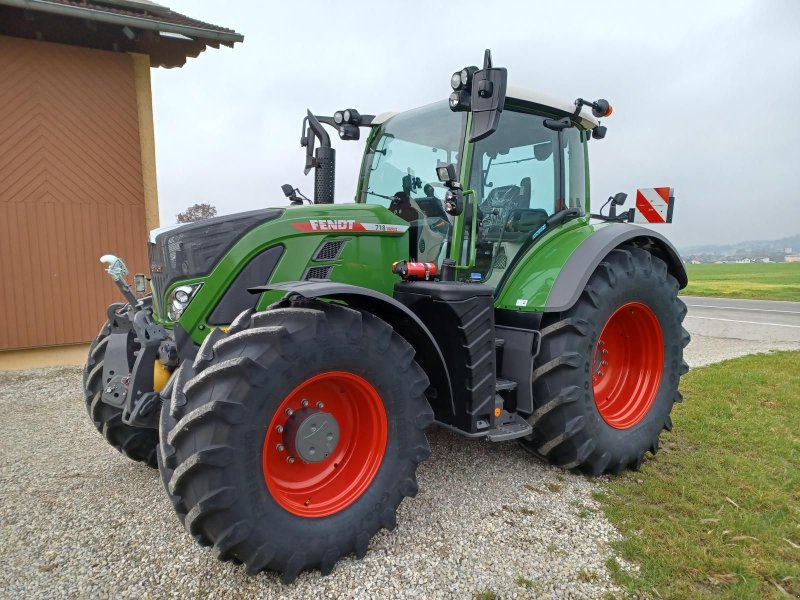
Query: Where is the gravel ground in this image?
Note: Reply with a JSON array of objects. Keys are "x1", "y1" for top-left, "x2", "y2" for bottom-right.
[{"x1": 2, "y1": 334, "x2": 797, "y2": 599}]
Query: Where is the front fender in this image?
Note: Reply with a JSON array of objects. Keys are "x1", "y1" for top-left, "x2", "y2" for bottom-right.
[{"x1": 250, "y1": 281, "x2": 455, "y2": 418}]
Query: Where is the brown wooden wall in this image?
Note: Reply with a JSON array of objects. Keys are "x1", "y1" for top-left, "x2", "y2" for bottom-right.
[{"x1": 0, "y1": 35, "x2": 149, "y2": 350}]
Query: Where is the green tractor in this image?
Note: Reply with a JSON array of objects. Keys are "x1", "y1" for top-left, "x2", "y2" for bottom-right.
[{"x1": 84, "y1": 51, "x2": 689, "y2": 582}]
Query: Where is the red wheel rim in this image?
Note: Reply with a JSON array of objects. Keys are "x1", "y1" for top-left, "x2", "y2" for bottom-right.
[
  {"x1": 262, "y1": 371, "x2": 387, "y2": 517},
  {"x1": 592, "y1": 302, "x2": 664, "y2": 429}
]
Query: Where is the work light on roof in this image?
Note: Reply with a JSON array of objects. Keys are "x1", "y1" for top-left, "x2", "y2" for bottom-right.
[
  {"x1": 460, "y1": 66, "x2": 478, "y2": 88},
  {"x1": 449, "y1": 91, "x2": 470, "y2": 111}
]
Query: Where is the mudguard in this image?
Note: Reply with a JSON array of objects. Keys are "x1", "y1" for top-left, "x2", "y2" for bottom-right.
[
  {"x1": 250, "y1": 281, "x2": 455, "y2": 416},
  {"x1": 544, "y1": 224, "x2": 687, "y2": 312}
]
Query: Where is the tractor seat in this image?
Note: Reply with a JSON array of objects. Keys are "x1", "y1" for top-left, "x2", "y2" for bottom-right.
[{"x1": 502, "y1": 208, "x2": 548, "y2": 241}]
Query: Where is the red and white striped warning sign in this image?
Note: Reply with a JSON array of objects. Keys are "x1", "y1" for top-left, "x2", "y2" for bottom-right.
[{"x1": 634, "y1": 187, "x2": 674, "y2": 224}]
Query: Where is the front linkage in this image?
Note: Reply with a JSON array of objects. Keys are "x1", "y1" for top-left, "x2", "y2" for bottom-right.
[{"x1": 97, "y1": 255, "x2": 177, "y2": 431}]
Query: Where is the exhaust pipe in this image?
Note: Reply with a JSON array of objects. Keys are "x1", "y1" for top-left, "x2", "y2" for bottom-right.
[
  {"x1": 313, "y1": 145, "x2": 335, "y2": 204},
  {"x1": 302, "y1": 111, "x2": 335, "y2": 204}
]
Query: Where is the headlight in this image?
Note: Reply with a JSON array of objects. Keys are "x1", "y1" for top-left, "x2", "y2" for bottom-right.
[{"x1": 167, "y1": 283, "x2": 202, "y2": 321}]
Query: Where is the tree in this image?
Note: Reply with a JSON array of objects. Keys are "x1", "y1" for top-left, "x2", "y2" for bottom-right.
[{"x1": 176, "y1": 203, "x2": 218, "y2": 223}]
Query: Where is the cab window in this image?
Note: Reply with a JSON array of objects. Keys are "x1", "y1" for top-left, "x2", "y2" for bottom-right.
[
  {"x1": 468, "y1": 110, "x2": 585, "y2": 287},
  {"x1": 360, "y1": 102, "x2": 466, "y2": 264}
]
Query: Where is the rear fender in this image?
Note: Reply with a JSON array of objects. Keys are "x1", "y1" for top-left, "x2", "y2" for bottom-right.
[
  {"x1": 250, "y1": 281, "x2": 455, "y2": 418},
  {"x1": 495, "y1": 221, "x2": 686, "y2": 313},
  {"x1": 544, "y1": 224, "x2": 687, "y2": 312}
]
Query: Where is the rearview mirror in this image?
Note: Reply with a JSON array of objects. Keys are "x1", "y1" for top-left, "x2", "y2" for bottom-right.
[
  {"x1": 448, "y1": 50, "x2": 507, "y2": 143},
  {"x1": 469, "y1": 50, "x2": 507, "y2": 142},
  {"x1": 608, "y1": 192, "x2": 628, "y2": 218}
]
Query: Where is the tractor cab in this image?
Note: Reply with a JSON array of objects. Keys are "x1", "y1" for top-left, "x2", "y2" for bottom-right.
[{"x1": 356, "y1": 85, "x2": 601, "y2": 289}]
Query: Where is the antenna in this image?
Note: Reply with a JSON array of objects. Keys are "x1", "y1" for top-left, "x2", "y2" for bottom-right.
[{"x1": 483, "y1": 49, "x2": 493, "y2": 69}]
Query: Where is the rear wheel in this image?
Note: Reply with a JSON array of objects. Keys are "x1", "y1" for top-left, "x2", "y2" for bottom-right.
[
  {"x1": 521, "y1": 246, "x2": 690, "y2": 474},
  {"x1": 158, "y1": 300, "x2": 433, "y2": 581},
  {"x1": 82, "y1": 304, "x2": 158, "y2": 467}
]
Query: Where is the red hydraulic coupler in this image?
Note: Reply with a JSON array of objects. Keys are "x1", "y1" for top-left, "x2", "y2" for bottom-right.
[{"x1": 392, "y1": 260, "x2": 438, "y2": 281}]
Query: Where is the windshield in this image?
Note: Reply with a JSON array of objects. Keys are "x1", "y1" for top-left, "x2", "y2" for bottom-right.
[{"x1": 359, "y1": 101, "x2": 466, "y2": 264}]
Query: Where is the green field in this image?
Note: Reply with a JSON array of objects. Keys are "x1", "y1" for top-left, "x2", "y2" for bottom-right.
[
  {"x1": 683, "y1": 263, "x2": 800, "y2": 301},
  {"x1": 596, "y1": 352, "x2": 800, "y2": 599}
]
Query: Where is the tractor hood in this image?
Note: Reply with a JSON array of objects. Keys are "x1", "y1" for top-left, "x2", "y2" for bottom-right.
[
  {"x1": 148, "y1": 203, "x2": 412, "y2": 331},
  {"x1": 148, "y1": 208, "x2": 284, "y2": 314}
]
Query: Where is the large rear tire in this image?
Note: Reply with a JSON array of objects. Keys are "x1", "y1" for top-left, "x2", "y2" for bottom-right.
[
  {"x1": 82, "y1": 304, "x2": 158, "y2": 467},
  {"x1": 158, "y1": 300, "x2": 433, "y2": 582},
  {"x1": 521, "y1": 246, "x2": 690, "y2": 475}
]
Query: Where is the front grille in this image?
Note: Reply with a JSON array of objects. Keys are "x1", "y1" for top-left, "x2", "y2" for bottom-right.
[
  {"x1": 148, "y1": 242, "x2": 167, "y2": 315},
  {"x1": 304, "y1": 265, "x2": 333, "y2": 280},
  {"x1": 148, "y1": 209, "x2": 282, "y2": 319},
  {"x1": 313, "y1": 240, "x2": 347, "y2": 261}
]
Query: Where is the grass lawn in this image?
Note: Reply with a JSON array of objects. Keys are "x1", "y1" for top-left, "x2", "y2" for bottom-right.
[
  {"x1": 683, "y1": 263, "x2": 800, "y2": 301},
  {"x1": 596, "y1": 352, "x2": 800, "y2": 599}
]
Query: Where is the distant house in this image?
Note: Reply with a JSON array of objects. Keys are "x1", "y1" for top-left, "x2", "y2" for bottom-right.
[
  {"x1": 0, "y1": 0, "x2": 242, "y2": 369},
  {"x1": 786, "y1": 254, "x2": 800, "y2": 264}
]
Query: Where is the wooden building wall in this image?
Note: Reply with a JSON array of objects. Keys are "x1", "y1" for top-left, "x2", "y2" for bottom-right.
[{"x1": 0, "y1": 35, "x2": 150, "y2": 350}]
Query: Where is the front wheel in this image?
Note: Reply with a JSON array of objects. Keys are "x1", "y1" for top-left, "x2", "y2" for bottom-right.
[
  {"x1": 158, "y1": 301, "x2": 433, "y2": 582},
  {"x1": 82, "y1": 304, "x2": 158, "y2": 467},
  {"x1": 521, "y1": 246, "x2": 690, "y2": 475}
]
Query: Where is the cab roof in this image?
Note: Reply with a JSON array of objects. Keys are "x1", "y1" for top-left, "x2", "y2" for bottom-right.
[{"x1": 373, "y1": 87, "x2": 600, "y2": 130}]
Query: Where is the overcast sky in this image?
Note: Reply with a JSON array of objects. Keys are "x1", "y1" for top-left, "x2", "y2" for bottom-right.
[{"x1": 151, "y1": 0, "x2": 800, "y2": 248}]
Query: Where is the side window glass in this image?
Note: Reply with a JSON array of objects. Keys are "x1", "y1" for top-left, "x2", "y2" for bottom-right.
[
  {"x1": 563, "y1": 128, "x2": 586, "y2": 210},
  {"x1": 469, "y1": 111, "x2": 559, "y2": 287}
]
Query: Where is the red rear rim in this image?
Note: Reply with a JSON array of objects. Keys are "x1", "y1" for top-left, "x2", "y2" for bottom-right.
[
  {"x1": 592, "y1": 302, "x2": 664, "y2": 429},
  {"x1": 262, "y1": 371, "x2": 387, "y2": 517}
]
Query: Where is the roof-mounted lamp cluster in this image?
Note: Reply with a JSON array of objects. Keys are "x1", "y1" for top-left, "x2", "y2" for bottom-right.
[
  {"x1": 448, "y1": 66, "x2": 479, "y2": 111},
  {"x1": 333, "y1": 109, "x2": 362, "y2": 140}
]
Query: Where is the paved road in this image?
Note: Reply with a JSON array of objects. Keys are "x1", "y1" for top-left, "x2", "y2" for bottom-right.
[{"x1": 682, "y1": 295, "x2": 800, "y2": 343}]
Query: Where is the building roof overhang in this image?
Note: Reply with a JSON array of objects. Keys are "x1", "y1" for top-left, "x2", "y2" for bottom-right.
[{"x1": 0, "y1": 0, "x2": 243, "y2": 67}]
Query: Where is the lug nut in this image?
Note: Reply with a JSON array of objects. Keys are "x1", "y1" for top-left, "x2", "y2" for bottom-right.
[
  {"x1": 301, "y1": 399, "x2": 309, "y2": 407},
  {"x1": 602, "y1": 349, "x2": 608, "y2": 355},
  {"x1": 285, "y1": 408, "x2": 293, "y2": 416},
  {"x1": 276, "y1": 425, "x2": 283, "y2": 433},
  {"x1": 276, "y1": 444, "x2": 285, "y2": 452},
  {"x1": 316, "y1": 401, "x2": 324, "y2": 409},
  {"x1": 287, "y1": 456, "x2": 295, "y2": 464}
]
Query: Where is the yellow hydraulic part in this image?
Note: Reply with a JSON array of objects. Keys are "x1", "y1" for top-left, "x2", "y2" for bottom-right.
[{"x1": 153, "y1": 360, "x2": 171, "y2": 393}]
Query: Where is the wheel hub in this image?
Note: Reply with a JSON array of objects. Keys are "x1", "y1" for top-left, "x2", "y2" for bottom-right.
[
  {"x1": 591, "y1": 302, "x2": 664, "y2": 429},
  {"x1": 282, "y1": 407, "x2": 340, "y2": 464},
  {"x1": 262, "y1": 371, "x2": 388, "y2": 518}
]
